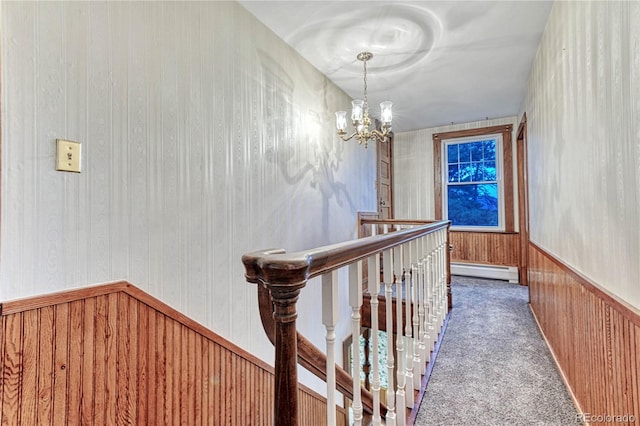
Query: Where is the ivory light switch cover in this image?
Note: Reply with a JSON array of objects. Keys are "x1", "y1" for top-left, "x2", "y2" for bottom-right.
[{"x1": 56, "y1": 139, "x2": 82, "y2": 173}]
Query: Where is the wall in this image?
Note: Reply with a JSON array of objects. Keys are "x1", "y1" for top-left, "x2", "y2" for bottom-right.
[
  {"x1": 523, "y1": 2, "x2": 640, "y2": 419},
  {"x1": 0, "y1": 0, "x2": 376, "y2": 386},
  {"x1": 528, "y1": 244, "x2": 640, "y2": 422},
  {"x1": 522, "y1": 1, "x2": 640, "y2": 310},
  {"x1": 394, "y1": 117, "x2": 520, "y2": 280},
  {"x1": 0, "y1": 282, "x2": 349, "y2": 425},
  {"x1": 394, "y1": 116, "x2": 517, "y2": 221}
]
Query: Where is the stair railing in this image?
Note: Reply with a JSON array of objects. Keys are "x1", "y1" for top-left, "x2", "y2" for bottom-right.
[{"x1": 242, "y1": 220, "x2": 450, "y2": 426}]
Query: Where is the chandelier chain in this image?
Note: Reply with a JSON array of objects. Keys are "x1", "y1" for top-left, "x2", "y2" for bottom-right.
[{"x1": 363, "y1": 59, "x2": 368, "y2": 108}]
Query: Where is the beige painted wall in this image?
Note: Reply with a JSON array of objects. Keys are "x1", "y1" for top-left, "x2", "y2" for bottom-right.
[{"x1": 522, "y1": 1, "x2": 640, "y2": 309}]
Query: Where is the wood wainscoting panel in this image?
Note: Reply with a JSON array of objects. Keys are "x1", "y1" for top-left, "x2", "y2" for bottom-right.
[
  {"x1": 529, "y1": 243, "x2": 640, "y2": 423},
  {"x1": 450, "y1": 231, "x2": 519, "y2": 266},
  {"x1": 0, "y1": 281, "x2": 347, "y2": 425}
]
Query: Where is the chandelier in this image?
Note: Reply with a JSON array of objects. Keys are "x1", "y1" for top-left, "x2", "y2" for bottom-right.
[{"x1": 335, "y1": 52, "x2": 392, "y2": 148}]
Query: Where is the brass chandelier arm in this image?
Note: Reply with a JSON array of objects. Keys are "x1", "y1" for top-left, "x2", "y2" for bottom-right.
[
  {"x1": 338, "y1": 131, "x2": 359, "y2": 142},
  {"x1": 360, "y1": 129, "x2": 390, "y2": 145},
  {"x1": 370, "y1": 129, "x2": 390, "y2": 140},
  {"x1": 339, "y1": 128, "x2": 390, "y2": 149}
]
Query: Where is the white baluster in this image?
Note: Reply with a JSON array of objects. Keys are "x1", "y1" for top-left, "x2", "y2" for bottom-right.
[
  {"x1": 416, "y1": 248, "x2": 427, "y2": 374},
  {"x1": 382, "y1": 225, "x2": 396, "y2": 425},
  {"x1": 420, "y1": 233, "x2": 429, "y2": 371},
  {"x1": 411, "y1": 262, "x2": 422, "y2": 389},
  {"x1": 432, "y1": 233, "x2": 440, "y2": 337},
  {"x1": 349, "y1": 262, "x2": 363, "y2": 426},
  {"x1": 418, "y1": 235, "x2": 428, "y2": 364},
  {"x1": 423, "y1": 239, "x2": 430, "y2": 352},
  {"x1": 383, "y1": 225, "x2": 393, "y2": 285},
  {"x1": 394, "y1": 243, "x2": 406, "y2": 426},
  {"x1": 322, "y1": 271, "x2": 339, "y2": 426},
  {"x1": 441, "y1": 230, "x2": 448, "y2": 318},
  {"x1": 437, "y1": 230, "x2": 446, "y2": 332},
  {"x1": 402, "y1": 239, "x2": 414, "y2": 408},
  {"x1": 367, "y1": 248, "x2": 382, "y2": 425},
  {"x1": 385, "y1": 279, "x2": 397, "y2": 426},
  {"x1": 410, "y1": 236, "x2": 421, "y2": 385},
  {"x1": 430, "y1": 234, "x2": 438, "y2": 349},
  {"x1": 443, "y1": 229, "x2": 450, "y2": 318},
  {"x1": 427, "y1": 235, "x2": 436, "y2": 352}
]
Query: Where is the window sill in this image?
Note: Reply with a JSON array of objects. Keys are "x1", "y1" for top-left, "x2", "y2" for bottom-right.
[{"x1": 450, "y1": 228, "x2": 518, "y2": 235}]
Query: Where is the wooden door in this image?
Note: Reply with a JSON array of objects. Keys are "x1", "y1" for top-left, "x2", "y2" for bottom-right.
[{"x1": 376, "y1": 133, "x2": 394, "y2": 219}]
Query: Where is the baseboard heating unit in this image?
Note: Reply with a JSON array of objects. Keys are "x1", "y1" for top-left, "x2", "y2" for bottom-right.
[{"x1": 451, "y1": 262, "x2": 519, "y2": 283}]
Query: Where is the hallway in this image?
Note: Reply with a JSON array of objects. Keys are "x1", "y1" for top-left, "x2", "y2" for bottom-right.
[{"x1": 415, "y1": 276, "x2": 578, "y2": 425}]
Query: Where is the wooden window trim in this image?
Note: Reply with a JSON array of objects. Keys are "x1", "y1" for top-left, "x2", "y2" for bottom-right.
[{"x1": 433, "y1": 124, "x2": 514, "y2": 232}]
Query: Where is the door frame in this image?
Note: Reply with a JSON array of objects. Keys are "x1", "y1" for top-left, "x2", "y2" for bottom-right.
[
  {"x1": 376, "y1": 133, "x2": 394, "y2": 219},
  {"x1": 516, "y1": 113, "x2": 530, "y2": 286}
]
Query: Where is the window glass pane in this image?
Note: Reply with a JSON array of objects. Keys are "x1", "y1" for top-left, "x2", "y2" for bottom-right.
[
  {"x1": 459, "y1": 162, "x2": 473, "y2": 182},
  {"x1": 447, "y1": 144, "x2": 458, "y2": 164},
  {"x1": 471, "y1": 161, "x2": 484, "y2": 182},
  {"x1": 447, "y1": 183, "x2": 498, "y2": 227},
  {"x1": 459, "y1": 143, "x2": 470, "y2": 162},
  {"x1": 484, "y1": 161, "x2": 496, "y2": 180},
  {"x1": 448, "y1": 164, "x2": 459, "y2": 182},
  {"x1": 470, "y1": 142, "x2": 483, "y2": 161},
  {"x1": 483, "y1": 140, "x2": 496, "y2": 160}
]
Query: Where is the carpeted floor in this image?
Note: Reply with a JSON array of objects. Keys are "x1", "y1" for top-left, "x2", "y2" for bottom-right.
[{"x1": 414, "y1": 276, "x2": 579, "y2": 425}]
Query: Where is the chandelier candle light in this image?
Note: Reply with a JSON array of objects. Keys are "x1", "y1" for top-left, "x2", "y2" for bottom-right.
[{"x1": 335, "y1": 52, "x2": 393, "y2": 148}]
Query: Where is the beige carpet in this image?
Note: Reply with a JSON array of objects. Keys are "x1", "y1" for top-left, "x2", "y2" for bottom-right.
[{"x1": 414, "y1": 276, "x2": 579, "y2": 425}]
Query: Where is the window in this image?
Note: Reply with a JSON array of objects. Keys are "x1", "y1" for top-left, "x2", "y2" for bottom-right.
[
  {"x1": 444, "y1": 136, "x2": 503, "y2": 229},
  {"x1": 433, "y1": 125, "x2": 514, "y2": 232}
]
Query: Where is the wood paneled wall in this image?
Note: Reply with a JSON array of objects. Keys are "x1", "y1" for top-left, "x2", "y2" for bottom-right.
[
  {"x1": 529, "y1": 244, "x2": 640, "y2": 423},
  {"x1": 450, "y1": 231, "x2": 519, "y2": 266},
  {"x1": 0, "y1": 282, "x2": 347, "y2": 425}
]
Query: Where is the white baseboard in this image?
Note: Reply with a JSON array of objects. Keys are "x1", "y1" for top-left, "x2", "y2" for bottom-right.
[{"x1": 451, "y1": 262, "x2": 519, "y2": 283}]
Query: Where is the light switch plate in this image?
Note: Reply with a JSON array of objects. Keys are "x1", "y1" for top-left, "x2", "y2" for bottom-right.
[{"x1": 56, "y1": 139, "x2": 81, "y2": 173}]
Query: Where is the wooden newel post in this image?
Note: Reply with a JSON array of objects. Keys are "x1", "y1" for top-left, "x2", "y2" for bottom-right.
[
  {"x1": 270, "y1": 284, "x2": 304, "y2": 426},
  {"x1": 242, "y1": 249, "x2": 309, "y2": 426}
]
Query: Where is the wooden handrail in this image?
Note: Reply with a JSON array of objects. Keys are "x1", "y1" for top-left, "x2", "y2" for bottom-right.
[
  {"x1": 242, "y1": 220, "x2": 451, "y2": 426},
  {"x1": 243, "y1": 222, "x2": 449, "y2": 286}
]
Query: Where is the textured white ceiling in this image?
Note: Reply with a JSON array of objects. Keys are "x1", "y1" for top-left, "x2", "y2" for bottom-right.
[{"x1": 239, "y1": 1, "x2": 553, "y2": 132}]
